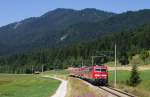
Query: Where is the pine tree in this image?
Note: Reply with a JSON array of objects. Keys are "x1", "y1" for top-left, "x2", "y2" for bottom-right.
[{"x1": 127, "y1": 65, "x2": 141, "y2": 87}]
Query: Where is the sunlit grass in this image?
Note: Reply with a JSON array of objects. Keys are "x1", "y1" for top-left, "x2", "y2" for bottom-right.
[
  {"x1": 108, "y1": 70, "x2": 150, "y2": 97},
  {"x1": 65, "y1": 77, "x2": 103, "y2": 97},
  {"x1": 0, "y1": 74, "x2": 60, "y2": 97}
]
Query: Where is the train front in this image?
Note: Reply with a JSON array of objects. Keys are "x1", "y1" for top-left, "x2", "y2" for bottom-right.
[{"x1": 92, "y1": 66, "x2": 108, "y2": 85}]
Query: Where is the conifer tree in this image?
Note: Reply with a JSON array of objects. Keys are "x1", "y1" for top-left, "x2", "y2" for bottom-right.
[{"x1": 127, "y1": 65, "x2": 141, "y2": 86}]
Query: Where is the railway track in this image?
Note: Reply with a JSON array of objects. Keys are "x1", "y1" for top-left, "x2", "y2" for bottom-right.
[
  {"x1": 99, "y1": 86, "x2": 137, "y2": 97},
  {"x1": 72, "y1": 77, "x2": 137, "y2": 97}
]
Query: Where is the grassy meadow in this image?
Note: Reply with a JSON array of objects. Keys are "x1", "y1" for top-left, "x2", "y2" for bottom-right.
[
  {"x1": 0, "y1": 74, "x2": 60, "y2": 97},
  {"x1": 108, "y1": 70, "x2": 150, "y2": 97}
]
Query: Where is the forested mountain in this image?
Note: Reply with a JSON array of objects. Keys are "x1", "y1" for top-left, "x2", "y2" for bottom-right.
[
  {"x1": 0, "y1": 24, "x2": 149, "y2": 73},
  {"x1": 62, "y1": 9, "x2": 150, "y2": 43},
  {"x1": 0, "y1": 8, "x2": 115, "y2": 55},
  {"x1": 0, "y1": 9, "x2": 150, "y2": 56},
  {"x1": 0, "y1": 8, "x2": 150, "y2": 55}
]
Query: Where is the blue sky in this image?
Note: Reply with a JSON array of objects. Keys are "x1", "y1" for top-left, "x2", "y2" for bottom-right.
[{"x1": 0, "y1": 0, "x2": 150, "y2": 27}]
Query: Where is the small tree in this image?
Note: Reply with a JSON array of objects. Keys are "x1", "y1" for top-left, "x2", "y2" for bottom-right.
[
  {"x1": 140, "y1": 51, "x2": 149, "y2": 65},
  {"x1": 127, "y1": 65, "x2": 141, "y2": 87}
]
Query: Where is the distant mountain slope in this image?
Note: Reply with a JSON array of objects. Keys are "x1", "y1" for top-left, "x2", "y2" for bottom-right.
[
  {"x1": 0, "y1": 8, "x2": 115, "y2": 55},
  {"x1": 0, "y1": 9, "x2": 150, "y2": 55},
  {"x1": 101, "y1": 9, "x2": 150, "y2": 32},
  {"x1": 61, "y1": 9, "x2": 150, "y2": 43},
  {"x1": 0, "y1": 24, "x2": 150, "y2": 74}
]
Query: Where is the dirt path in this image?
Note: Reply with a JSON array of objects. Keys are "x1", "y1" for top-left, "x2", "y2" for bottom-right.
[{"x1": 42, "y1": 75, "x2": 68, "y2": 97}]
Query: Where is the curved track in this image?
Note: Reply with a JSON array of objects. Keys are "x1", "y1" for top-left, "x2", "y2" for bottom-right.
[{"x1": 71, "y1": 76, "x2": 137, "y2": 97}]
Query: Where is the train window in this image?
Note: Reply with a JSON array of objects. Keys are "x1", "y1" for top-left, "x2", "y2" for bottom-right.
[{"x1": 95, "y1": 68, "x2": 107, "y2": 72}]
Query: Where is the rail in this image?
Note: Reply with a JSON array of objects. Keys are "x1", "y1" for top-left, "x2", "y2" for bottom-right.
[{"x1": 99, "y1": 86, "x2": 136, "y2": 97}]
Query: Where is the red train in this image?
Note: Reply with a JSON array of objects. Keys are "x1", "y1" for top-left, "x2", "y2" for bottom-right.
[{"x1": 69, "y1": 65, "x2": 108, "y2": 85}]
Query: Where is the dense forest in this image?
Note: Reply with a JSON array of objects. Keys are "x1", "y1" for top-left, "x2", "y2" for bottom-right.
[{"x1": 0, "y1": 25, "x2": 149, "y2": 74}]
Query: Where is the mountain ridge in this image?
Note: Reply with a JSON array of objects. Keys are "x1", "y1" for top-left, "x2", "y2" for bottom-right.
[
  {"x1": 0, "y1": 8, "x2": 115, "y2": 55},
  {"x1": 0, "y1": 8, "x2": 150, "y2": 55}
]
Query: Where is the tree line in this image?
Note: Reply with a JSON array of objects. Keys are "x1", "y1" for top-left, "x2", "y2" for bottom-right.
[{"x1": 0, "y1": 25, "x2": 149, "y2": 74}]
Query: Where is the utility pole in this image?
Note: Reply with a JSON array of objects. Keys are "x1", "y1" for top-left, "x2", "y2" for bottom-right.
[{"x1": 114, "y1": 44, "x2": 117, "y2": 88}]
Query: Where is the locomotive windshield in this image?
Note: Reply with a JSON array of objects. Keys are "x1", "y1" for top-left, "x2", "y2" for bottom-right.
[{"x1": 95, "y1": 68, "x2": 107, "y2": 72}]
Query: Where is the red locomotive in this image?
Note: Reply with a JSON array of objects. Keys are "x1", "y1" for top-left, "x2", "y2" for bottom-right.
[{"x1": 69, "y1": 65, "x2": 108, "y2": 85}]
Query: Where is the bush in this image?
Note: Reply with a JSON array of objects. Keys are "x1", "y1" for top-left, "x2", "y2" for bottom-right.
[{"x1": 140, "y1": 50, "x2": 149, "y2": 65}]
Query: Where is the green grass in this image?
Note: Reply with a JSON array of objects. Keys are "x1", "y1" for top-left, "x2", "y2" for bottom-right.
[
  {"x1": 108, "y1": 70, "x2": 130, "y2": 84},
  {"x1": 136, "y1": 70, "x2": 150, "y2": 91},
  {"x1": 108, "y1": 70, "x2": 150, "y2": 97},
  {"x1": 0, "y1": 74, "x2": 61, "y2": 97}
]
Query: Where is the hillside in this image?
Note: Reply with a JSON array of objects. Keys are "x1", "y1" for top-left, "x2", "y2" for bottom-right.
[
  {"x1": 62, "y1": 9, "x2": 150, "y2": 43},
  {"x1": 0, "y1": 9, "x2": 150, "y2": 55},
  {"x1": 0, "y1": 24, "x2": 149, "y2": 73},
  {"x1": 0, "y1": 8, "x2": 115, "y2": 55}
]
